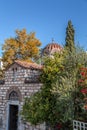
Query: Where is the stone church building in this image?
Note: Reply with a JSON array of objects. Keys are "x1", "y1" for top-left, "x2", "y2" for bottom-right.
[
  {"x1": 0, "y1": 60, "x2": 44, "y2": 130},
  {"x1": 0, "y1": 43, "x2": 62, "y2": 130}
]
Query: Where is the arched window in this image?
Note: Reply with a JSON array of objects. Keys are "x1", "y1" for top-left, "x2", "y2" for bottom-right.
[{"x1": 9, "y1": 91, "x2": 19, "y2": 100}]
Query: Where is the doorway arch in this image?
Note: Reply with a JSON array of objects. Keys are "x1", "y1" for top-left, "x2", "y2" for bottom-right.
[
  {"x1": 6, "y1": 86, "x2": 22, "y2": 101},
  {"x1": 6, "y1": 87, "x2": 22, "y2": 130}
]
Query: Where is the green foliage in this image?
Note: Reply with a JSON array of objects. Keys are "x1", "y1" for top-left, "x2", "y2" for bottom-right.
[
  {"x1": 22, "y1": 92, "x2": 45, "y2": 125},
  {"x1": 65, "y1": 20, "x2": 75, "y2": 52},
  {"x1": 22, "y1": 89, "x2": 57, "y2": 126},
  {"x1": 74, "y1": 67, "x2": 87, "y2": 121},
  {"x1": 41, "y1": 52, "x2": 65, "y2": 84},
  {"x1": 2, "y1": 29, "x2": 41, "y2": 68},
  {"x1": 22, "y1": 46, "x2": 87, "y2": 128},
  {"x1": 22, "y1": 52, "x2": 65, "y2": 127}
]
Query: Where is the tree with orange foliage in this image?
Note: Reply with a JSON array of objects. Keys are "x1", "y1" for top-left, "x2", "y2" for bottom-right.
[{"x1": 2, "y1": 29, "x2": 41, "y2": 68}]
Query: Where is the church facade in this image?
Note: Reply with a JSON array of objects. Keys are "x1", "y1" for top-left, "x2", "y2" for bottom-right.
[
  {"x1": 0, "y1": 60, "x2": 45, "y2": 130},
  {"x1": 0, "y1": 42, "x2": 62, "y2": 130}
]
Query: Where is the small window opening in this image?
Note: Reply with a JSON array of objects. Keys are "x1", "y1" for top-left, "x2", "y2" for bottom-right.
[{"x1": 12, "y1": 67, "x2": 17, "y2": 81}]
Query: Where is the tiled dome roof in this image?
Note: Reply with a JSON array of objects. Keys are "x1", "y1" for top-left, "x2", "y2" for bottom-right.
[{"x1": 42, "y1": 43, "x2": 63, "y2": 55}]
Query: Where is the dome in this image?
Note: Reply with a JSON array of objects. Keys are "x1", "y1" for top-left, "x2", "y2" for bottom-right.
[{"x1": 42, "y1": 43, "x2": 63, "y2": 55}]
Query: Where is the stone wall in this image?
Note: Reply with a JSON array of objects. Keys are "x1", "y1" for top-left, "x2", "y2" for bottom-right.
[{"x1": 0, "y1": 63, "x2": 44, "y2": 130}]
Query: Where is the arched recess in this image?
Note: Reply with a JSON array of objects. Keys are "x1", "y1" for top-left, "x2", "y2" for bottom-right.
[{"x1": 6, "y1": 86, "x2": 22, "y2": 101}]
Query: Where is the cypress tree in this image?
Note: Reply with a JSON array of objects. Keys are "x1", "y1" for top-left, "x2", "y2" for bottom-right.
[{"x1": 65, "y1": 20, "x2": 75, "y2": 52}]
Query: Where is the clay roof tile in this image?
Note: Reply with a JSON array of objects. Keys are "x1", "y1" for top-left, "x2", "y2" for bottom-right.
[{"x1": 15, "y1": 60, "x2": 42, "y2": 70}]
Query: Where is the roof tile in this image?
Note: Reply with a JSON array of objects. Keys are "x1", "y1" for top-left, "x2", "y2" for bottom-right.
[{"x1": 15, "y1": 60, "x2": 42, "y2": 70}]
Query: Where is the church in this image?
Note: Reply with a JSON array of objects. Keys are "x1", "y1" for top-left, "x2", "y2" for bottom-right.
[{"x1": 0, "y1": 43, "x2": 62, "y2": 130}]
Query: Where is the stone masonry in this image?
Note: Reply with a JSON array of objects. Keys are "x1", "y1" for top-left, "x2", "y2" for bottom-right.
[{"x1": 0, "y1": 60, "x2": 46, "y2": 130}]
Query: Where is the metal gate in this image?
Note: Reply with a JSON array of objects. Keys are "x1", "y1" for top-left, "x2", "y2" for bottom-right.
[{"x1": 73, "y1": 120, "x2": 87, "y2": 130}]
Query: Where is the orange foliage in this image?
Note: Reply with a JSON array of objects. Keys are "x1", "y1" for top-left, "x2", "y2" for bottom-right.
[{"x1": 2, "y1": 29, "x2": 41, "y2": 68}]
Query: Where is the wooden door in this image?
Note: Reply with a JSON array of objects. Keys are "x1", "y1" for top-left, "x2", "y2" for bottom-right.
[{"x1": 8, "y1": 105, "x2": 18, "y2": 130}]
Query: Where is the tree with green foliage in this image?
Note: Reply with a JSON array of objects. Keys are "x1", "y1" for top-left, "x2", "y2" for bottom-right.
[
  {"x1": 65, "y1": 20, "x2": 75, "y2": 52},
  {"x1": 52, "y1": 48, "x2": 87, "y2": 128},
  {"x1": 2, "y1": 29, "x2": 41, "y2": 68},
  {"x1": 22, "y1": 52, "x2": 65, "y2": 128},
  {"x1": 22, "y1": 46, "x2": 87, "y2": 129}
]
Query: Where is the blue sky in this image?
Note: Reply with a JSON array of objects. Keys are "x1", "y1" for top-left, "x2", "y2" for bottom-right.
[{"x1": 0, "y1": 0, "x2": 87, "y2": 56}]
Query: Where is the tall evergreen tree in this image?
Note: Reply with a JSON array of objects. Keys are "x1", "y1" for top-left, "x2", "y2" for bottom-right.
[{"x1": 65, "y1": 20, "x2": 75, "y2": 52}]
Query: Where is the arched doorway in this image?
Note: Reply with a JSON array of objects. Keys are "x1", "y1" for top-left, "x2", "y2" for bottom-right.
[
  {"x1": 8, "y1": 91, "x2": 19, "y2": 130},
  {"x1": 6, "y1": 87, "x2": 22, "y2": 130}
]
